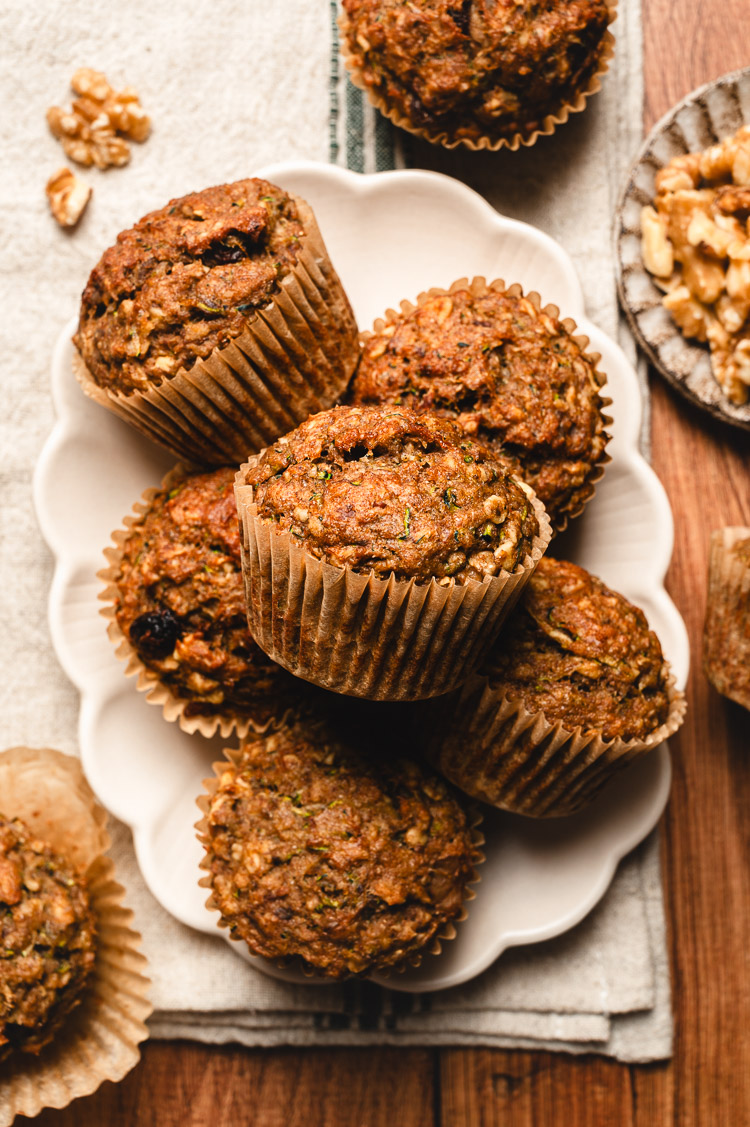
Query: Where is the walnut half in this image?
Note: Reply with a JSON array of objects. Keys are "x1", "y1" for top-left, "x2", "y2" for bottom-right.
[
  {"x1": 47, "y1": 67, "x2": 150, "y2": 171},
  {"x1": 45, "y1": 167, "x2": 91, "y2": 228}
]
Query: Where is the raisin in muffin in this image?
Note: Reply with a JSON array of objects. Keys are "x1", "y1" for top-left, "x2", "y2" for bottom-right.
[
  {"x1": 0, "y1": 814, "x2": 97, "y2": 1058},
  {"x1": 341, "y1": 0, "x2": 613, "y2": 149},
  {"x1": 74, "y1": 178, "x2": 359, "y2": 464},
  {"x1": 426, "y1": 558, "x2": 685, "y2": 816},
  {"x1": 199, "y1": 712, "x2": 480, "y2": 978},
  {"x1": 104, "y1": 465, "x2": 298, "y2": 736},
  {"x1": 350, "y1": 281, "x2": 609, "y2": 530},
  {"x1": 235, "y1": 405, "x2": 551, "y2": 699}
]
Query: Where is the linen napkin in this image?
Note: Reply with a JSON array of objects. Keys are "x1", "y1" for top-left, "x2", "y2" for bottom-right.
[{"x1": 0, "y1": 0, "x2": 671, "y2": 1061}]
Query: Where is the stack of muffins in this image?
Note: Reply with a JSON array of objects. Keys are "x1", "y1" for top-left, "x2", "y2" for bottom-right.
[{"x1": 71, "y1": 174, "x2": 685, "y2": 981}]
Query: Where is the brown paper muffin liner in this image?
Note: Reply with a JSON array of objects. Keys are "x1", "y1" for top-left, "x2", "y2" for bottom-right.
[
  {"x1": 339, "y1": 1, "x2": 617, "y2": 152},
  {"x1": 195, "y1": 743, "x2": 485, "y2": 980},
  {"x1": 0, "y1": 747, "x2": 151, "y2": 1126},
  {"x1": 704, "y1": 526, "x2": 750, "y2": 711},
  {"x1": 98, "y1": 466, "x2": 294, "y2": 741},
  {"x1": 359, "y1": 276, "x2": 612, "y2": 534},
  {"x1": 424, "y1": 666, "x2": 686, "y2": 818},
  {"x1": 234, "y1": 460, "x2": 552, "y2": 701},
  {"x1": 73, "y1": 192, "x2": 359, "y2": 467}
]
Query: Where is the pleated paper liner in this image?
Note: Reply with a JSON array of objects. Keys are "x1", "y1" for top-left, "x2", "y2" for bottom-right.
[
  {"x1": 704, "y1": 526, "x2": 750, "y2": 711},
  {"x1": 195, "y1": 741, "x2": 485, "y2": 981},
  {"x1": 234, "y1": 467, "x2": 552, "y2": 701},
  {"x1": 358, "y1": 276, "x2": 612, "y2": 535},
  {"x1": 339, "y1": 0, "x2": 616, "y2": 152},
  {"x1": 98, "y1": 466, "x2": 296, "y2": 741},
  {"x1": 0, "y1": 747, "x2": 152, "y2": 1127},
  {"x1": 73, "y1": 192, "x2": 359, "y2": 467},
  {"x1": 424, "y1": 667, "x2": 686, "y2": 818}
]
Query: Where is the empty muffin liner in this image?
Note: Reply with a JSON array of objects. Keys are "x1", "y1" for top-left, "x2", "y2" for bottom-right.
[
  {"x1": 339, "y1": 0, "x2": 617, "y2": 152},
  {"x1": 99, "y1": 465, "x2": 297, "y2": 741},
  {"x1": 234, "y1": 458, "x2": 552, "y2": 701},
  {"x1": 424, "y1": 666, "x2": 686, "y2": 818},
  {"x1": 704, "y1": 526, "x2": 750, "y2": 711},
  {"x1": 0, "y1": 747, "x2": 151, "y2": 1126},
  {"x1": 359, "y1": 276, "x2": 612, "y2": 534},
  {"x1": 195, "y1": 741, "x2": 485, "y2": 980},
  {"x1": 73, "y1": 192, "x2": 359, "y2": 467}
]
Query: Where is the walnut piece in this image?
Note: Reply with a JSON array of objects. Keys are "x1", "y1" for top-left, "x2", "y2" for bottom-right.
[
  {"x1": 642, "y1": 124, "x2": 750, "y2": 406},
  {"x1": 46, "y1": 67, "x2": 150, "y2": 171},
  {"x1": 45, "y1": 167, "x2": 91, "y2": 228}
]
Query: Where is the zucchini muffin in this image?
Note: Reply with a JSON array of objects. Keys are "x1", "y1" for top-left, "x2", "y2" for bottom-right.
[
  {"x1": 484, "y1": 557, "x2": 671, "y2": 741},
  {"x1": 74, "y1": 177, "x2": 359, "y2": 464},
  {"x1": 426, "y1": 558, "x2": 684, "y2": 816},
  {"x1": 704, "y1": 527, "x2": 750, "y2": 711},
  {"x1": 199, "y1": 714, "x2": 479, "y2": 978},
  {"x1": 341, "y1": 0, "x2": 613, "y2": 148},
  {"x1": 107, "y1": 465, "x2": 298, "y2": 734},
  {"x1": 350, "y1": 282, "x2": 608, "y2": 529},
  {"x1": 244, "y1": 404, "x2": 540, "y2": 582},
  {"x1": 0, "y1": 814, "x2": 97, "y2": 1058}
]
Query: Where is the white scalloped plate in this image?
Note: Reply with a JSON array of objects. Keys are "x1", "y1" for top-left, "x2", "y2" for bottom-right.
[{"x1": 34, "y1": 161, "x2": 688, "y2": 994}]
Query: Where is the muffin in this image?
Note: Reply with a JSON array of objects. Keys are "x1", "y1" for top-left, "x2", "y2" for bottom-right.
[
  {"x1": 350, "y1": 279, "x2": 609, "y2": 530},
  {"x1": 340, "y1": 0, "x2": 615, "y2": 150},
  {"x1": 704, "y1": 527, "x2": 750, "y2": 711},
  {"x1": 235, "y1": 404, "x2": 551, "y2": 699},
  {"x1": 0, "y1": 814, "x2": 96, "y2": 1058},
  {"x1": 198, "y1": 713, "x2": 481, "y2": 978},
  {"x1": 0, "y1": 747, "x2": 150, "y2": 1123},
  {"x1": 100, "y1": 465, "x2": 300, "y2": 738},
  {"x1": 425, "y1": 558, "x2": 686, "y2": 816},
  {"x1": 74, "y1": 177, "x2": 359, "y2": 465}
]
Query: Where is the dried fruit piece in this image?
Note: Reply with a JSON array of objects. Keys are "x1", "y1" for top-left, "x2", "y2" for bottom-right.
[{"x1": 45, "y1": 167, "x2": 91, "y2": 228}]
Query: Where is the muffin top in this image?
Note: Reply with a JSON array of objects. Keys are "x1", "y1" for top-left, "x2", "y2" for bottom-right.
[
  {"x1": 482, "y1": 558, "x2": 671, "y2": 741},
  {"x1": 114, "y1": 466, "x2": 297, "y2": 725},
  {"x1": 242, "y1": 404, "x2": 540, "y2": 583},
  {"x1": 0, "y1": 815, "x2": 97, "y2": 1057},
  {"x1": 203, "y1": 713, "x2": 477, "y2": 978},
  {"x1": 342, "y1": 0, "x2": 610, "y2": 144},
  {"x1": 350, "y1": 287, "x2": 607, "y2": 528},
  {"x1": 75, "y1": 178, "x2": 306, "y2": 394}
]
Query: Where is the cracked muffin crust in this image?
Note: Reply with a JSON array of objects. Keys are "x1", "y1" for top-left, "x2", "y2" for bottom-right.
[
  {"x1": 0, "y1": 815, "x2": 96, "y2": 1058},
  {"x1": 242, "y1": 404, "x2": 540, "y2": 583},
  {"x1": 201, "y1": 714, "x2": 478, "y2": 978},
  {"x1": 75, "y1": 179, "x2": 306, "y2": 394},
  {"x1": 341, "y1": 0, "x2": 611, "y2": 146},
  {"x1": 111, "y1": 465, "x2": 296, "y2": 727},
  {"x1": 482, "y1": 557, "x2": 671, "y2": 741},
  {"x1": 350, "y1": 285, "x2": 608, "y2": 529}
]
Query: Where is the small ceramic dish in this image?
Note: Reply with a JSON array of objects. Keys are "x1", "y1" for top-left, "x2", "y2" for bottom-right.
[{"x1": 615, "y1": 65, "x2": 750, "y2": 432}]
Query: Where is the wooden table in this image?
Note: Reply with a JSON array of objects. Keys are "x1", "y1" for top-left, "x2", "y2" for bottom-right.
[{"x1": 33, "y1": 2, "x2": 749, "y2": 1123}]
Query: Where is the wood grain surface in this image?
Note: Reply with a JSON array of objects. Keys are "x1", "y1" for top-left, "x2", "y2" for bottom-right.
[{"x1": 27, "y1": 2, "x2": 750, "y2": 1123}]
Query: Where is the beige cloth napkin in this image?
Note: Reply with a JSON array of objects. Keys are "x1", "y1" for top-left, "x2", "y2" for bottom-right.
[{"x1": 0, "y1": 0, "x2": 671, "y2": 1061}]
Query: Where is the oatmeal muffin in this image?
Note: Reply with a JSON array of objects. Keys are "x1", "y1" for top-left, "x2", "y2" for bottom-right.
[
  {"x1": 199, "y1": 714, "x2": 480, "y2": 978},
  {"x1": 341, "y1": 0, "x2": 614, "y2": 149},
  {"x1": 74, "y1": 177, "x2": 359, "y2": 464},
  {"x1": 350, "y1": 281, "x2": 609, "y2": 529},
  {"x1": 704, "y1": 527, "x2": 750, "y2": 711},
  {"x1": 235, "y1": 405, "x2": 551, "y2": 699},
  {"x1": 0, "y1": 814, "x2": 97, "y2": 1058},
  {"x1": 426, "y1": 558, "x2": 685, "y2": 816},
  {"x1": 104, "y1": 465, "x2": 298, "y2": 736},
  {"x1": 244, "y1": 404, "x2": 540, "y2": 582}
]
